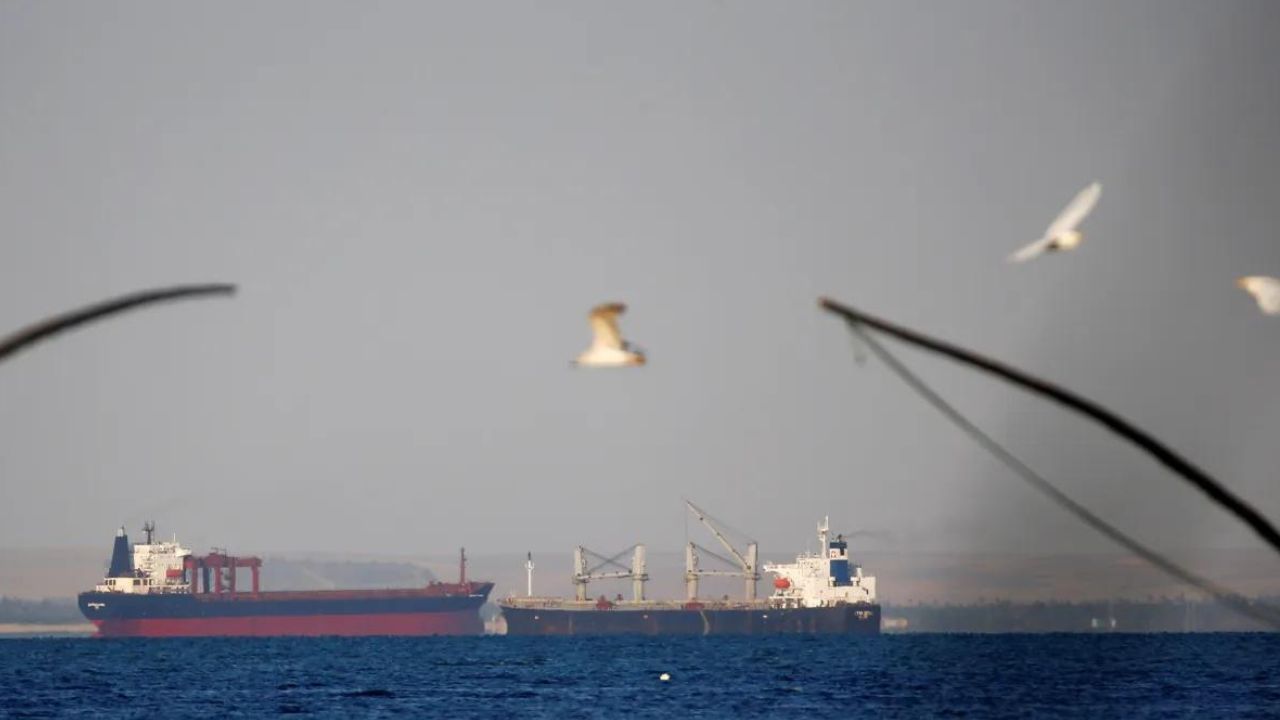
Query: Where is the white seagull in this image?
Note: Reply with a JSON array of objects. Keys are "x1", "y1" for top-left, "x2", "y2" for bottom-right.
[
  {"x1": 573, "y1": 302, "x2": 646, "y2": 367},
  {"x1": 1237, "y1": 276, "x2": 1280, "y2": 316},
  {"x1": 1008, "y1": 182, "x2": 1102, "y2": 263}
]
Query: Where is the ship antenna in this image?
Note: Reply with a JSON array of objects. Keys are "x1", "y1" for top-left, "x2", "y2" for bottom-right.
[
  {"x1": 142, "y1": 521, "x2": 155, "y2": 545},
  {"x1": 459, "y1": 547, "x2": 467, "y2": 586}
]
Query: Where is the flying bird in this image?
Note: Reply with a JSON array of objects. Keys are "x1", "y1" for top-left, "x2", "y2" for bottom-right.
[
  {"x1": 0, "y1": 284, "x2": 237, "y2": 365},
  {"x1": 573, "y1": 302, "x2": 646, "y2": 367},
  {"x1": 1007, "y1": 181, "x2": 1102, "y2": 263},
  {"x1": 1236, "y1": 276, "x2": 1280, "y2": 315}
]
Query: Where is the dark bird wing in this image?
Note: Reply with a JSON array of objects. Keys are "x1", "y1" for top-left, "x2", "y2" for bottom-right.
[
  {"x1": 0, "y1": 283, "x2": 236, "y2": 364},
  {"x1": 829, "y1": 314, "x2": 1280, "y2": 629},
  {"x1": 818, "y1": 296, "x2": 1280, "y2": 561}
]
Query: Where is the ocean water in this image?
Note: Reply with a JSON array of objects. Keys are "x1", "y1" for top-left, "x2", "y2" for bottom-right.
[{"x1": 2, "y1": 634, "x2": 1279, "y2": 718}]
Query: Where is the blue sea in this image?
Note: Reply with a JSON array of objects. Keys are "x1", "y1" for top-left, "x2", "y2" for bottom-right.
[{"x1": 2, "y1": 634, "x2": 1279, "y2": 718}]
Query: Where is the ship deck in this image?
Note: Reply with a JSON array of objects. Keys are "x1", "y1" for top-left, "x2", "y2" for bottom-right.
[
  {"x1": 501, "y1": 596, "x2": 775, "y2": 612},
  {"x1": 186, "y1": 583, "x2": 493, "y2": 602}
]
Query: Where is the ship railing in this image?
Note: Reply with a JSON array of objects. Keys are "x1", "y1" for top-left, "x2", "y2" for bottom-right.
[
  {"x1": 504, "y1": 597, "x2": 777, "y2": 611},
  {"x1": 502, "y1": 598, "x2": 581, "y2": 609}
]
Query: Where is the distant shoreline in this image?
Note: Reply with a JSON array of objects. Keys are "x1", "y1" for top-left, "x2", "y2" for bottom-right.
[{"x1": 0, "y1": 623, "x2": 94, "y2": 637}]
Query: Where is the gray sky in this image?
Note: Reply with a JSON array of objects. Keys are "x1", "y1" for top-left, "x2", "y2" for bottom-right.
[{"x1": 1, "y1": 1, "x2": 1278, "y2": 570}]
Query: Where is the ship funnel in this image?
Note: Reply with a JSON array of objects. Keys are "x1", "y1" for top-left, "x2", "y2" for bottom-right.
[{"x1": 108, "y1": 527, "x2": 133, "y2": 577}]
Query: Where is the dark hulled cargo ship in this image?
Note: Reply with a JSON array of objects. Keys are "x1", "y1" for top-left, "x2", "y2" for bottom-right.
[
  {"x1": 78, "y1": 524, "x2": 492, "y2": 637},
  {"x1": 500, "y1": 511, "x2": 880, "y2": 636},
  {"x1": 500, "y1": 600, "x2": 879, "y2": 636}
]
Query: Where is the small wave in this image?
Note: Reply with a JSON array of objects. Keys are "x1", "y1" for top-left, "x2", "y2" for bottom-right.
[{"x1": 340, "y1": 689, "x2": 395, "y2": 698}]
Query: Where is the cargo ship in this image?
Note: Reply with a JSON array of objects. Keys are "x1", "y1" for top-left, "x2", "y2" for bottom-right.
[
  {"x1": 78, "y1": 523, "x2": 492, "y2": 637},
  {"x1": 500, "y1": 505, "x2": 880, "y2": 636}
]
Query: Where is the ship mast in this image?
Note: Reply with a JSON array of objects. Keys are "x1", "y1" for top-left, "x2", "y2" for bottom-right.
[
  {"x1": 684, "y1": 500, "x2": 760, "y2": 601},
  {"x1": 525, "y1": 552, "x2": 535, "y2": 597},
  {"x1": 571, "y1": 544, "x2": 648, "y2": 601}
]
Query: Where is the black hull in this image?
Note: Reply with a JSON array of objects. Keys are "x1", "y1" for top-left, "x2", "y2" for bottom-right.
[
  {"x1": 77, "y1": 585, "x2": 494, "y2": 637},
  {"x1": 78, "y1": 588, "x2": 491, "y2": 622},
  {"x1": 501, "y1": 603, "x2": 880, "y2": 636}
]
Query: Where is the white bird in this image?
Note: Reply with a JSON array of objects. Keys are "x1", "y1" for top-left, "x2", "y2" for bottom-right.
[
  {"x1": 1237, "y1": 276, "x2": 1280, "y2": 315},
  {"x1": 573, "y1": 302, "x2": 646, "y2": 367},
  {"x1": 1008, "y1": 182, "x2": 1102, "y2": 263}
]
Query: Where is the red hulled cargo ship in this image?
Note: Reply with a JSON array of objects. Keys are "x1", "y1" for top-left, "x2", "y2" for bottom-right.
[{"x1": 78, "y1": 524, "x2": 492, "y2": 638}]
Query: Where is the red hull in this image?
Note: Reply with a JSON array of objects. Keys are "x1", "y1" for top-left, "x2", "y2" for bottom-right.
[{"x1": 91, "y1": 610, "x2": 483, "y2": 638}]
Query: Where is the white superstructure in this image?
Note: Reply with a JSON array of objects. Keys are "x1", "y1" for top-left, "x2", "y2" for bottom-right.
[
  {"x1": 94, "y1": 524, "x2": 193, "y2": 595},
  {"x1": 764, "y1": 517, "x2": 876, "y2": 609}
]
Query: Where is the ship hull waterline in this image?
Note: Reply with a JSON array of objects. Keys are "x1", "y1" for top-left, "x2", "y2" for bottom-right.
[{"x1": 500, "y1": 603, "x2": 881, "y2": 636}]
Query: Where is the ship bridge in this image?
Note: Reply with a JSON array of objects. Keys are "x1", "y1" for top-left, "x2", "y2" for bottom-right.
[
  {"x1": 763, "y1": 517, "x2": 876, "y2": 609},
  {"x1": 93, "y1": 523, "x2": 263, "y2": 597}
]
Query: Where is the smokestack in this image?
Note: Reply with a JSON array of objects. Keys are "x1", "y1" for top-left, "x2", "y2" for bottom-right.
[{"x1": 107, "y1": 526, "x2": 132, "y2": 577}]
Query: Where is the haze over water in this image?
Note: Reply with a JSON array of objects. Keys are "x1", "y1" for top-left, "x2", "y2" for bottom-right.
[{"x1": 2, "y1": 2, "x2": 1279, "y2": 601}]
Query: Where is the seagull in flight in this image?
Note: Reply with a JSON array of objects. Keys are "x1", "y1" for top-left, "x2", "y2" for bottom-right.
[
  {"x1": 573, "y1": 302, "x2": 646, "y2": 367},
  {"x1": 1237, "y1": 276, "x2": 1280, "y2": 315},
  {"x1": 1008, "y1": 182, "x2": 1102, "y2": 263}
]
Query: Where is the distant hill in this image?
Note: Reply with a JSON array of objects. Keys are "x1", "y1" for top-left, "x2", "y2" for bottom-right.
[
  {"x1": 4, "y1": 545, "x2": 1279, "y2": 608},
  {"x1": 0, "y1": 596, "x2": 81, "y2": 624},
  {"x1": 0, "y1": 548, "x2": 437, "y2": 599},
  {"x1": 456, "y1": 547, "x2": 1280, "y2": 606},
  {"x1": 258, "y1": 558, "x2": 435, "y2": 591}
]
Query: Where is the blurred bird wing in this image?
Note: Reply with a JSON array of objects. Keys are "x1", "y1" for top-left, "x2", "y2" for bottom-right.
[
  {"x1": 1241, "y1": 276, "x2": 1280, "y2": 314},
  {"x1": 588, "y1": 303, "x2": 626, "y2": 349},
  {"x1": 1007, "y1": 236, "x2": 1055, "y2": 263},
  {"x1": 0, "y1": 283, "x2": 236, "y2": 364},
  {"x1": 1045, "y1": 181, "x2": 1102, "y2": 238}
]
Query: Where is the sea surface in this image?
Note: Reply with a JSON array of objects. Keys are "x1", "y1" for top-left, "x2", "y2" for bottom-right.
[{"x1": 2, "y1": 634, "x2": 1278, "y2": 718}]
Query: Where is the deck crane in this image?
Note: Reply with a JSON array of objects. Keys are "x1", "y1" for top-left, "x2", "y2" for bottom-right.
[
  {"x1": 572, "y1": 544, "x2": 648, "y2": 601},
  {"x1": 684, "y1": 500, "x2": 760, "y2": 601}
]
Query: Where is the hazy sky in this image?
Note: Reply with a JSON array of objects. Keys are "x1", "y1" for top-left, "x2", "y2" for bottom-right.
[{"x1": 1, "y1": 2, "x2": 1278, "y2": 569}]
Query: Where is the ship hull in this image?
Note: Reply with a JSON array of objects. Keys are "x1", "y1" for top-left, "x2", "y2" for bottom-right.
[
  {"x1": 79, "y1": 586, "x2": 492, "y2": 638},
  {"x1": 500, "y1": 603, "x2": 880, "y2": 636}
]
